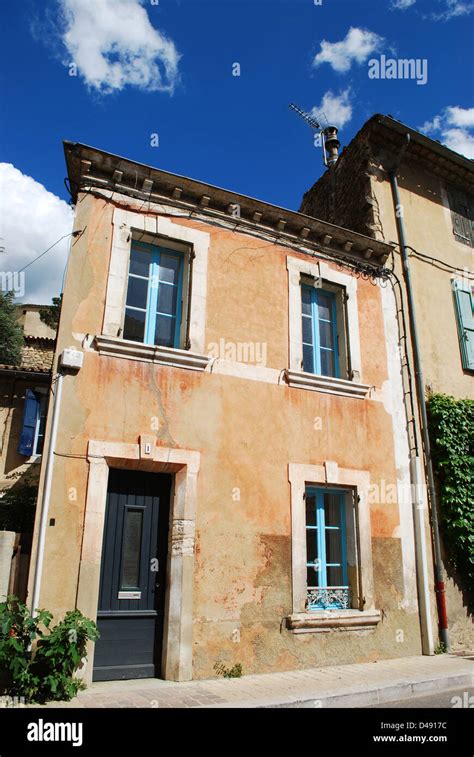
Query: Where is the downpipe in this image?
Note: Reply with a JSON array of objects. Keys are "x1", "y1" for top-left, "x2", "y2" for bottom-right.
[
  {"x1": 410, "y1": 456, "x2": 434, "y2": 654},
  {"x1": 389, "y1": 149, "x2": 450, "y2": 652},
  {"x1": 30, "y1": 370, "x2": 64, "y2": 616}
]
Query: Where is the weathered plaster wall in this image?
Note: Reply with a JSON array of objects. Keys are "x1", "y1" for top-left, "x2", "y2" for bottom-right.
[{"x1": 29, "y1": 191, "x2": 424, "y2": 678}]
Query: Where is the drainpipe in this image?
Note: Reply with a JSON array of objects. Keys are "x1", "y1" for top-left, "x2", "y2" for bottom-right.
[
  {"x1": 30, "y1": 369, "x2": 64, "y2": 615},
  {"x1": 388, "y1": 140, "x2": 450, "y2": 653},
  {"x1": 30, "y1": 347, "x2": 83, "y2": 615}
]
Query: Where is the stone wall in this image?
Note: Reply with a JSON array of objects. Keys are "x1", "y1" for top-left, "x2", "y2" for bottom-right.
[
  {"x1": 300, "y1": 124, "x2": 380, "y2": 238},
  {"x1": 20, "y1": 337, "x2": 54, "y2": 372}
]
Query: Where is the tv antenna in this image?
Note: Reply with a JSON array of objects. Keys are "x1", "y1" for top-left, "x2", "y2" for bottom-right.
[{"x1": 289, "y1": 102, "x2": 340, "y2": 167}]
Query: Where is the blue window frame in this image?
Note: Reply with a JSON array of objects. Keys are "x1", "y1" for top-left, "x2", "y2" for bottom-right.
[
  {"x1": 18, "y1": 390, "x2": 47, "y2": 457},
  {"x1": 305, "y1": 487, "x2": 349, "y2": 610},
  {"x1": 123, "y1": 241, "x2": 184, "y2": 348},
  {"x1": 301, "y1": 284, "x2": 339, "y2": 377}
]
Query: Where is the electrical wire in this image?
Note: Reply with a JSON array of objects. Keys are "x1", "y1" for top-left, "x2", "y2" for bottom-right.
[
  {"x1": 17, "y1": 231, "x2": 80, "y2": 274},
  {"x1": 390, "y1": 241, "x2": 474, "y2": 277}
]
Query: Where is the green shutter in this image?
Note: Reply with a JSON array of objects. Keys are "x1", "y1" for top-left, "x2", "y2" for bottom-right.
[{"x1": 453, "y1": 280, "x2": 474, "y2": 370}]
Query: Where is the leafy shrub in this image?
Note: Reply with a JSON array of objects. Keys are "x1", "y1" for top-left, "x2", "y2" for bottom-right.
[
  {"x1": 0, "y1": 291, "x2": 23, "y2": 365},
  {"x1": 0, "y1": 596, "x2": 99, "y2": 703}
]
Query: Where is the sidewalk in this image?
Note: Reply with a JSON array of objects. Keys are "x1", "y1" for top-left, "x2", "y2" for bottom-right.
[{"x1": 33, "y1": 654, "x2": 473, "y2": 709}]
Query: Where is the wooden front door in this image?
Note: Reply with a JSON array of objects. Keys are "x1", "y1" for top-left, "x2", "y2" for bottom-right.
[{"x1": 93, "y1": 469, "x2": 171, "y2": 681}]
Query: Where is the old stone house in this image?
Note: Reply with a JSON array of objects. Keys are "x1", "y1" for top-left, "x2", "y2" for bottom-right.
[
  {"x1": 26, "y1": 138, "x2": 438, "y2": 684},
  {"x1": 0, "y1": 305, "x2": 55, "y2": 601},
  {"x1": 300, "y1": 114, "x2": 473, "y2": 652}
]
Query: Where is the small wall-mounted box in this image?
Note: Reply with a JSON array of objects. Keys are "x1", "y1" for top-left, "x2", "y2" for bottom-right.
[{"x1": 60, "y1": 348, "x2": 84, "y2": 371}]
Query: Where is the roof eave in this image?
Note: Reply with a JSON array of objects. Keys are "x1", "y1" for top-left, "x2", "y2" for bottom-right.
[{"x1": 63, "y1": 141, "x2": 394, "y2": 264}]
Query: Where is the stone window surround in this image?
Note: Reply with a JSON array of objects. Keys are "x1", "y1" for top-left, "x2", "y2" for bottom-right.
[
  {"x1": 76, "y1": 438, "x2": 200, "y2": 683},
  {"x1": 286, "y1": 256, "x2": 370, "y2": 399},
  {"x1": 100, "y1": 207, "x2": 210, "y2": 368},
  {"x1": 287, "y1": 461, "x2": 381, "y2": 632}
]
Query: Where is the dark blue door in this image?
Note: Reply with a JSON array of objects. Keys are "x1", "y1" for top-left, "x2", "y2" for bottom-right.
[{"x1": 93, "y1": 469, "x2": 171, "y2": 681}]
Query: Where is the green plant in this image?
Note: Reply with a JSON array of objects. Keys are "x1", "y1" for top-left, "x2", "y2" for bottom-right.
[
  {"x1": 213, "y1": 661, "x2": 243, "y2": 678},
  {"x1": 0, "y1": 596, "x2": 99, "y2": 703},
  {"x1": 427, "y1": 393, "x2": 473, "y2": 606},
  {"x1": 434, "y1": 642, "x2": 447, "y2": 655},
  {"x1": 39, "y1": 295, "x2": 61, "y2": 332},
  {"x1": 0, "y1": 291, "x2": 23, "y2": 365},
  {"x1": 0, "y1": 596, "x2": 52, "y2": 701}
]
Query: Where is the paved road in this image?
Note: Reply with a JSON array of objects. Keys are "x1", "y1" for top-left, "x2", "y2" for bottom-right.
[{"x1": 367, "y1": 686, "x2": 473, "y2": 708}]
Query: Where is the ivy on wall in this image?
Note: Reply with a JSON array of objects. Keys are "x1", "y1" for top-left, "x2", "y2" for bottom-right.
[{"x1": 427, "y1": 393, "x2": 473, "y2": 605}]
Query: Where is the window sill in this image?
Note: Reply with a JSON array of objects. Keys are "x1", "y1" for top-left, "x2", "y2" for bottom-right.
[
  {"x1": 17, "y1": 454, "x2": 42, "y2": 464},
  {"x1": 94, "y1": 335, "x2": 210, "y2": 372},
  {"x1": 287, "y1": 609, "x2": 381, "y2": 633},
  {"x1": 285, "y1": 369, "x2": 371, "y2": 399}
]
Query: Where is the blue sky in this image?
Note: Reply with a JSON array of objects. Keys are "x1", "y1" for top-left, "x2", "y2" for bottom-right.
[{"x1": 1, "y1": 0, "x2": 473, "y2": 302}]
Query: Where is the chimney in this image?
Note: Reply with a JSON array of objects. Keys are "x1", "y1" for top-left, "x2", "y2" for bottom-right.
[{"x1": 323, "y1": 126, "x2": 340, "y2": 167}]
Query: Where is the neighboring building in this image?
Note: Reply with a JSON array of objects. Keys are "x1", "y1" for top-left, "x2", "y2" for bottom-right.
[
  {"x1": 27, "y1": 140, "x2": 432, "y2": 684},
  {"x1": 0, "y1": 305, "x2": 55, "y2": 601},
  {"x1": 300, "y1": 114, "x2": 474, "y2": 652}
]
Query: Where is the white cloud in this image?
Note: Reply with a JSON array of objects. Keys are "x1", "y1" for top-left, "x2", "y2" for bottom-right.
[
  {"x1": 311, "y1": 88, "x2": 353, "y2": 129},
  {"x1": 313, "y1": 27, "x2": 384, "y2": 73},
  {"x1": 432, "y1": 0, "x2": 474, "y2": 19},
  {"x1": 0, "y1": 164, "x2": 73, "y2": 304},
  {"x1": 420, "y1": 115, "x2": 442, "y2": 132},
  {"x1": 419, "y1": 106, "x2": 474, "y2": 158},
  {"x1": 57, "y1": 0, "x2": 180, "y2": 94},
  {"x1": 391, "y1": 0, "x2": 416, "y2": 9},
  {"x1": 446, "y1": 106, "x2": 474, "y2": 127},
  {"x1": 440, "y1": 128, "x2": 474, "y2": 156}
]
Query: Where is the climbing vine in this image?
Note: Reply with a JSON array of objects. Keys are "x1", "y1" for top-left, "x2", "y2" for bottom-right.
[{"x1": 427, "y1": 393, "x2": 473, "y2": 605}]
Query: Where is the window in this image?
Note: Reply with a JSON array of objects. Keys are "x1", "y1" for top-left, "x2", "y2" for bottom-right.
[
  {"x1": 453, "y1": 280, "x2": 474, "y2": 370},
  {"x1": 123, "y1": 241, "x2": 184, "y2": 348},
  {"x1": 447, "y1": 187, "x2": 473, "y2": 247},
  {"x1": 18, "y1": 389, "x2": 48, "y2": 457},
  {"x1": 287, "y1": 257, "x2": 368, "y2": 396},
  {"x1": 301, "y1": 282, "x2": 347, "y2": 378},
  {"x1": 305, "y1": 487, "x2": 350, "y2": 610},
  {"x1": 120, "y1": 508, "x2": 144, "y2": 590}
]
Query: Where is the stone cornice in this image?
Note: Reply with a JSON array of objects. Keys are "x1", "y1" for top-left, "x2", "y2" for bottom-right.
[{"x1": 64, "y1": 141, "x2": 394, "y2": 265}]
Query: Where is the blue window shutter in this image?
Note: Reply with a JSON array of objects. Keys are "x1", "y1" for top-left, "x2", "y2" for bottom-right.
[
  {"x1": 453, "y1": 281, "x2": 474, "y2": 370},
  {"x1": 18, "y1": 389, "x2": 40, "y2": 456}
]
